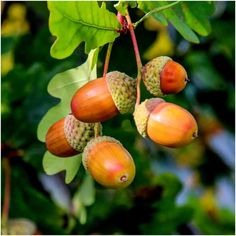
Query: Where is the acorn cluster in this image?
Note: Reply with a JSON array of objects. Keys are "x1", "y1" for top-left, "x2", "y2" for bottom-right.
[{"x1": 45, "y1": 57, "x2": 198, "y2": 189}]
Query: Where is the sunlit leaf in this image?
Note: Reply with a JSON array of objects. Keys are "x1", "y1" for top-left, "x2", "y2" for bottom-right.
[
  {"x1": 48, "y1": 2, "x2": 119, "y2": 59},
  {"x1": 42, "y1": 151, "x2": 82, "y2": 184},
  {"x1": 37, "y1": 49, "x2": 98, "y2": 142}
]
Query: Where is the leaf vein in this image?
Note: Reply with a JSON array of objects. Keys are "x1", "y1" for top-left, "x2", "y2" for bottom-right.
[{"x1": 63, "y1": 13, "x2": 116, "y2": 31}]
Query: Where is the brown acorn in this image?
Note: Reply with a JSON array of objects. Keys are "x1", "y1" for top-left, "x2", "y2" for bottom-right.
[
  {"x1": 82, "y1": 136, "x2": 135, "y2": 189},
  {"x1": 45, "y1": 114, "x2": 101, "y2": 157},
  {"x1": 141, "y1": 56, "x2": 189, "y2": 96},
  {"x1": 71, "y1": 71, "x2": 136, "y2": 123},
  {"x1": 133, "y1": 98, "x2": 198, "y2": 148}
]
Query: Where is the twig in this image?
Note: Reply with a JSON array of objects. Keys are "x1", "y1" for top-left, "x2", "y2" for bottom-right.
[
  {"x1": 134, "y1": 0, "x2": 182, "y2": 28},
  {"x1": 125, "y1": 10, "x2": 143, "y2": 106},
  {"x1": 103, "y1": 43, "x2": 113, "y2": 77}
]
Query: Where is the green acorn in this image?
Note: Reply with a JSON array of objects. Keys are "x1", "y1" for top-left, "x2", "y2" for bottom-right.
[
  {"x1": 142, "y1": 56, "x2": 189, "y2": 96},
  {"x1": 45, "y1": 114, "x2": 102, "y2": 157},
  {"x1": 71, "y1": 71, "x2": 136, "y2": 122}
]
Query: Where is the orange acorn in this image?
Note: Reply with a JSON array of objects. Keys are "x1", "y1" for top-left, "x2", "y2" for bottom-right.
[
  {"x1": 141, "y1": 56, "x2": 189, "y2": 96},
  {"x1": 82, "y1": 136, "x2": 135, "y2": 188},
  {"x1": 71, "y1": 71, "x2": 136, "y2": 123},
  {"x1": 133, "y1": 98, "x2": 198, "y2": 148},
  {"x1": 45, "y1": 114, "x2": 101, "y2": 157}
]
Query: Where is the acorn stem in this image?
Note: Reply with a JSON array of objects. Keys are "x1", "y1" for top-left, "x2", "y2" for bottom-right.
[
  {"x1": 94, "y1": 122, "x2": 101, "y2": 138},
  {"x1": 2, "y1": 158, "x2": 11, "y2": 230},
  {"x1": 103, "y1": 42, "x2": 113, "y2": 77},
  {"x1": 125, "y1": 10, "x2": 143, "y2": 106}
]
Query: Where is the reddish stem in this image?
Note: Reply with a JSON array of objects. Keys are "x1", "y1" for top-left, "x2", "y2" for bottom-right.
[
  {"x1": 103, "y1": 43, "x2": 113, "y2": 77},
  {"x1": 2, "y1": 158, "x2": 11, "y2": 228},
  {"x1": 125, "y1": 10, "x2": 143, "y2": 106}
]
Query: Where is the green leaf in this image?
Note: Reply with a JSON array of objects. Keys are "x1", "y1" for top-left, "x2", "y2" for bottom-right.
[
  {"x1": 154, "y1": 2, "x2": 199, "y2": 43},
  {"x1": 37, "y1": 49, "x2": 98, "y2": 142},
  {"x1": 78, "y1": 204, "x2": 87, "y2": 225},
  {"x1": 181, "y1": 2, "x2": 214, "y2": 36},
  {"x1": 72, "y1": 175, "x2": 95, "y2": 224},
  {"x1": 114, "y1": 1, "x2": 137, "y2": 15},
  {"x1": 137, "y1": 1, "x2": 168, "y2": 26},
  {"x1": 48, "y1": 2, "x2": 119, "y2": 59},
  {"x1": 74, "y1": 174, "x2": 95, "y2": 206},
  {"x1": 137, "y1": 1, "x2": 203, "y2": 43},
  {"x1": 43, "y1": 151, "x2": 82, "y2": 184}
]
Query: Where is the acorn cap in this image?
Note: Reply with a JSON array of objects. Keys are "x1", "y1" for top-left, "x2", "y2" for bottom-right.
[
  {"x1": 141, "y1": 56, "x2": 172, "y2": 96},
  {"x1": 64, "y1": 114, "x2": 102, "y2": 152},
  {"x1": 133, "y1": 98, "x2": 165, "y2": 137},
  {"x1": 82, "y1": 136, "x2": 121, "y2": 170},
  {"x1": 106, "y1": 71, "x2": 136, "y2": 114}
]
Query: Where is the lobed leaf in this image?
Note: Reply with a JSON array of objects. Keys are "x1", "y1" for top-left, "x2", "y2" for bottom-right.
[
  {"x1": 37, "y1": 49, "x2": 98, "y2": 142},
  {"x1": 42, "y1": 151, "x2": 82, "y2": 184},
  {"x1": 48, "y1": 2, "x2": 119, "y2": 59}
]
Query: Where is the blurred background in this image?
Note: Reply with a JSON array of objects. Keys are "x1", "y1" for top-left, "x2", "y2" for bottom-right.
[{"x1": 1, "y1": 1, "x2": 235, "y2": 235}]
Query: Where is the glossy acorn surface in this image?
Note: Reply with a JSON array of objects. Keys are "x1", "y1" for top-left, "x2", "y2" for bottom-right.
[
  {"x1": 46, "y1": 117, "x2": 78, "y2": 157},
  {"x1": 142, "y1": 56, "x2": 188, "y2": 96},
  {"x1": 134, "y1": 98, "x2": 198, "y2": 148},
  {"x1": 147, "y1": 102, "x2": 198, "y2": 148},
  {"x1": 82, "y1": 136, "x2": 135, "y2": 189},
  {"x1": 71, "y1": 77, "x2": 119, "y2": 123},
  {"x1": 160, "y1": 60, "x2": 188, "y2": 94},
  {"x1": 71, "y1": 71, "x2": 136, "y2": 123},
  {"x1": 45, "y1": 114, "x2": 101, "y2": 157}
]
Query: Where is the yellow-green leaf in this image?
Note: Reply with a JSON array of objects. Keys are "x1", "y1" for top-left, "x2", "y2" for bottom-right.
[
  {"x1": 43, "y1": 151, "x2": 82, "y2": 184},
  {"x1": 37, "y1": 49, "x2": 98, "y2": 142},
  {"x1": 48, "y1": 2, "x2": 119, "y2": 59}
]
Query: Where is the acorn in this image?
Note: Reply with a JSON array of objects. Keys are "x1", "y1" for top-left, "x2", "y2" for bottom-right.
[
  {"x1": 45, "y1": 114, "x2": 102, "y2": 157},
  {"x1": 133, "y1": 98, "x2": 198, "y2": 148},
  {"x1": 82, "y1": 136, "x2": 135, "y2": 188},
  {"x1": 71, "y1": 71, "x2": 136, "y2": 123},
  {"x1": 141, "y1": 56, "x2": 189, "y2": 96}
]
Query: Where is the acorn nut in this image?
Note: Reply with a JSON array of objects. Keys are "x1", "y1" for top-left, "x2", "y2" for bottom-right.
[
  {"x1": 133, "y1": 98, "x2": 198, "y2": 148},
  {"x1": 45, "y1": 114, "x2": 102, "y2": 157},
  {"x1": 71, "y1": 71, "x2": 136, "y2": 123},
  {"x1": 82, "y1": 136, "x2": 136, "y2": 189},
  {"x1": 142, "y1": 56, "x2": 189, "y2": 96}
]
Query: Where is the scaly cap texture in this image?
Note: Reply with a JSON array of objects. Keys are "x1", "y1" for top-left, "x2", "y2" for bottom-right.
[
  {"x1": 64, "y1": 114, "x2": 102, "y2": 152},
  {"x1": 106, "y1": 71, "x2": 136, "y2": 114},
  {"x1": 82, "y1": 136, "x2": 121, "y2": 170},
  {"x1": 133, "y1": 98, "x2": 165, "y2": 137},
  {"x1": 142, "y1": 56, "x2": 172, "y2": 96}
]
